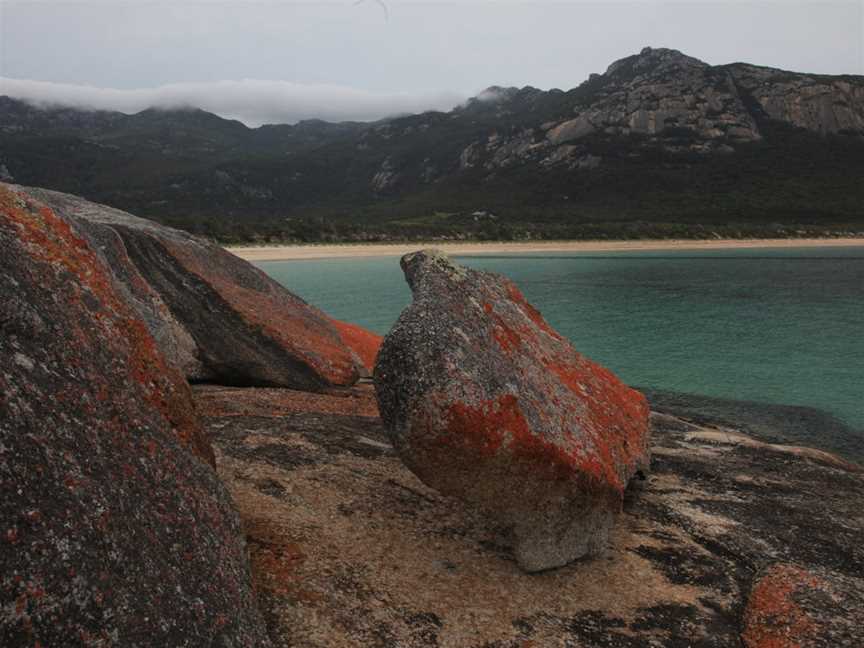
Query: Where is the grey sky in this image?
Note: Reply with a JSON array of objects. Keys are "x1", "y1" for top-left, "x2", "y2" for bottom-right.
[{"x1": 1, "y1": 1, "x2": 862, "y2": 125}]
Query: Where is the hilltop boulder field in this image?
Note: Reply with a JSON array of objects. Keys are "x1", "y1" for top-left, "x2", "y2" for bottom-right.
[{"x1": 1, "y1": 182, "x2": 862, "y2": 646}]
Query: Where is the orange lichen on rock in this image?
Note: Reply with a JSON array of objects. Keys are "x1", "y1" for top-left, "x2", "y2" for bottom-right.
[
  {"x1": 375, "y1": 250, "x2": 651, "y2": 571},
  {"x1": 545, "y1": 359, "x2": 650, "y2": 488},
  {"x1": 488, "y1": 315, "x2": 525, "y2": 354},
  {"x1": 329, "y1": 318, "x2": 383, "y2": 374},
  {"x1": 504, "y1": 281, "x2": 563, "y2": 341},
  {"x1": 441, "y1": 395, "x2": 517, "y2": 458},
  {"x1": 0, "y1": 186, "x2": 212, "y2": 466},
  {"x1": 439, "y1": 395, "x2": 624, "y2": 499},
  {"x1": 0, "y1": 183, "x2": 270, "y2": 644},
  {"x1": 16, "y1": 184, "x2": 363, "y2": 391},
  {"x1": 742, "y1": 564, "x2": 823, "y2": 648},
  {"x1": 483, "y1": 272, "x2": 650, "y2": 492},
  {"x1": 164, "y1": 239, "x2": 359, "y2": 387},
  {"x1": 121, "y1": 314, "x2": 214, "y2": 466},
  {"x1": 444, "y1": 396, "x2": 569, "y2": 477}
]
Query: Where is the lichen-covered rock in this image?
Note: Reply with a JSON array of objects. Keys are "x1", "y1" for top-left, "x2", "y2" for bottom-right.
[
  {"x1": 742, "y1": 563, "x2": 864, "y2": 648},
  {"x1": 0, "y1": 186, "x2": 270, "y2": 646},
  {"x1": 197, "y1": 387, "x2": 863, "y2": 647},
  {"x1": 329, "y1": 318, "x2": 383, "y2": 376},
  {"x1": 14, "y1": 183, "x2": 361, "y2": 391},
  {"x1": 374, "y1": 250, "x2": 650, "y2": 571},
  {"x1": 76, "y1": 215, "x2": 206, "y2": 379}
]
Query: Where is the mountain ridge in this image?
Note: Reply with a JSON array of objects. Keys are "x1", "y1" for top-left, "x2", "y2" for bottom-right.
[{"x1": 2, "y1": 47, "x2": 863, "y2": 242}]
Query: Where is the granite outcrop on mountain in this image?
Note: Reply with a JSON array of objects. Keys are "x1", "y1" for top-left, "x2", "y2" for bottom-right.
[
  {"x1": 728, "y1": 62, "x2": 864, "y2": 135},
  {"x1": 13, "y1": 183, "x2": 364, "y2": 391},
  {"x1": 0, "y1": 185, "x2": 270, "y2": 646},
  {"x1": 2, "y1": 48, "x2": 862, "y2": 241},
  {"x1": 448, "y1": 47, "x2": 864, "y2": 169},
  {"x1": 374, "y1": 250, "x2": 650, "y2": 571}
]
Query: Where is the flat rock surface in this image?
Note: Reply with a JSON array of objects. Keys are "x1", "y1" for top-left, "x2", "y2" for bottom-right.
[
  {"x1": 742, "y1": 563, "x2": 864, "y2": 648},
  {"x1": 14, "y1": 183, "x2": 361, "y2": 391},
  {"x1": 196, "y1": 386, "x2": 864, "y2": 648},
  {"x1": 0, "y1": 186, "x2": 270, "y2": 646}
]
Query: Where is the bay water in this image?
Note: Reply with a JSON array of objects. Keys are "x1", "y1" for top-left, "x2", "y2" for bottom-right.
[{"x1": 256, "y1": 246, "x2": 864, "y2": 460}]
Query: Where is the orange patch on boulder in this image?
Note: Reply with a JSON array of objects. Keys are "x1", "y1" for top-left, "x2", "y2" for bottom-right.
[
  {"x1": 742, "y1": 564, "x2": 822, "y2": 648},
  {"x1": 375, "y1": 250, "x2": 651, "y2": 571},
  {"x1": 0, "y1": 186, "x2": 212, "y2": 466},
  {"x1": 329, "y1": 318, "x2": 383, "y2": 374}
]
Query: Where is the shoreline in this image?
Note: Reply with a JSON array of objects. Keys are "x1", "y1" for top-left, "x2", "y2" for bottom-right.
[{"x1": 228, "y1": 237, "x2": 864, "y2": 261}]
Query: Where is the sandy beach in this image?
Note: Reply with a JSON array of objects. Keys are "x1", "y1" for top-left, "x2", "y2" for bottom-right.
[{"x1": 228, "y1": 238, "x2": 864, "y2": 261}]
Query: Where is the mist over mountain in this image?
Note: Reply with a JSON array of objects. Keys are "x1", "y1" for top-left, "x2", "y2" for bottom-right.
[
  {"x1": 0, "y1": 76, "x2": 466, "y2": 126},
  {"x1": 2, "y1": 47, "x2": 863, "y2": 242}
]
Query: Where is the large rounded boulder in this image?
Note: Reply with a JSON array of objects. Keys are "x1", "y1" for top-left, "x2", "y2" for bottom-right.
[
  {"x1": 16, "y1": 184, "x2": 361, "y2": 391},
  {"x1": 374, "y1": 250, "x2": 650, "y2": 572},
  {"x1": 0, "y1": 186, "x2": 270, "y2": 646}
]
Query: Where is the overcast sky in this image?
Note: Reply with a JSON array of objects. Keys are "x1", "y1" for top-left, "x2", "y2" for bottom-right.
[{"x1": 1, "y1": 1, "x2": 862, "y2": 126}]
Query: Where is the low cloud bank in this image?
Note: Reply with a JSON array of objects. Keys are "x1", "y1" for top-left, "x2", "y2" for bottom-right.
[{"x1": 0, "y1": 77, "x2": 468, "y2": 126}]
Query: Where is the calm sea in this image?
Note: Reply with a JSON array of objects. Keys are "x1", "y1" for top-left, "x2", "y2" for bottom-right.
[{"x1": 256, "y1": 247, "x2": 864, "y2": 460}]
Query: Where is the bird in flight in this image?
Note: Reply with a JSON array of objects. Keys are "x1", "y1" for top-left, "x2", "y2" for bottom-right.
[{"x1": 354, "y1": 0, "x2": 390, "y2": 23}]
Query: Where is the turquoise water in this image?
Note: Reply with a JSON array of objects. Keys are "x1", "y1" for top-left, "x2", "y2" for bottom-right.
[{"x1": 256, "y1": 247, "x2": 864, "y2": 443}]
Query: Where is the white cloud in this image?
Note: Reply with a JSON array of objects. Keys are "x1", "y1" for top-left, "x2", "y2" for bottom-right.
[{"x1": 0, "y1": 77, "x2": 468, "y2": 127}]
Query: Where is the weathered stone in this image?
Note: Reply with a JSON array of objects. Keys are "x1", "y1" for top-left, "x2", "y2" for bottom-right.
[
  {"x1": 577, "y1": 48, "x2": 763, "y2": 144},
  {"x1": 75, "y1": 215, "x2": 206, "y2": 379},
  {"x1": 742, "y1": 563, "x2": 864, "y2": 648},
  {"x1": 546, "y1": 115, "x2": 596, "y2": 145},
  {"x1": 729, "y1": 64, "x2": 864, "y2": 135},
  {"x1": 371, "y1": 157, "x2": 399, "y2": 192},
  {"x1": 374, "y1": 250, "x2": 650, "y2": 571},
  {"x1": 196, "y1": 387, "x2": 864, "y2": 647},
  {"x1": 0, "y1": 185, "x2": 270, "y2": 646},
  {"x1": 14, "y1": 183, "x2": 361, "y2": 391},
  {"x1": 329, "y1": 318, "x2": 383, "y2": 376},
  {"x1": 478, "y1": 47, "x2": 770, "y2": 172},
  {"x1": 438, "y1": 48, "x2": 863, "y2": 179}
]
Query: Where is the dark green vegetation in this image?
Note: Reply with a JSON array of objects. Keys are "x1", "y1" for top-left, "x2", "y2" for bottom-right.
[{"x1": 2, "y1": 48, "x2": 863, "y2": 243}]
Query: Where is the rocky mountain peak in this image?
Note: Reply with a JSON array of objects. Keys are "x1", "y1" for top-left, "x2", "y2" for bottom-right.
[
  {"x1": 604, "y1": 46, "x2": 710, "y2": 80},
  {"x1": 465, "y1": 85, "x2": 546, "y2": 111},
  {"x1": 467, "y1": 86, "x2": 523, "y2": 108},
  {"x1": 1, "y1": 49, "x2": 862, "y2": 239}
]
